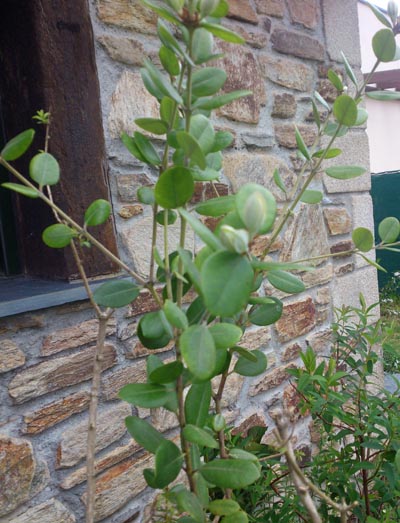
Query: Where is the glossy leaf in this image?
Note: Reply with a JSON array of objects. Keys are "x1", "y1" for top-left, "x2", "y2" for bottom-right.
[
  {"x1": 137, "y1": 186, "x2": 155, "y2": 205},
  {"x1": 200, "y1": 459, "x2": 260, "y2": 488},
  {"x1": 1, "y1": 129, "x2": 35, "y2": 161},
  {"x1": 211, "y1": 131, "x2": 234, "y2": 152},
  {"x1": 183, "y1": 424, "x2": 219, "y2": 449},
  {"x1": 208, "y1": 500, "x2": 241, "y2": 516},
  {"x1": 93, "y1": 280, "x2": 140, "y2": 308},
  {"x1": 180, "y1": 325, "x2": 216, "y2": 380},
  {"x1": 134, "y1": 131, "x2": 161, "y2": 166},
  {"x1": 1, "y1": 183, "x2": 39, "y2": 198},
  {"x1": 300, "y1": 190, "x2": 323, "y2": 204},
  {"x1": 29, "y1": 152, "x2": 60, "y2": 186},
  {"x1": 209, "y1": 323, "x2": 242, "y2": 349},
  {"x1": 231, "y1": 346, "x2": 257, "y2": 362},
  {"x1": 341, "y1": 51, "x2": 358, "y2": 86},
  {"x1": 144, "y1": 59, "x2": 183, "y2": 104},
  {"x1": 125, "y1": 416, "x2": 165, "y2": 453},
  {"x1": 201, "y1": 251, "x2": 254, "y2": 317},
  {"x1": 121, "y1": 132, "x2": 146, "y2": 162},
  {"x1": 176, "y1": 489, "x2": 206, "y2": 523},
  {"x1": 327, "y1": 69, "x2": 343, "y2": 91},
  {"x1": 141, "y1": 68, "x2": 164, "y2": 100},
  {"x1": 352, "y1": 227, "x2": 374, "y2": 252},
  {"x1": 163, "y1": 299, "x2": 188, "y2": 330},
  {"x1": 295, "y1": 126, "x2": 311, "y2": 160},
  {"x1": 249, "y1": 297, "x2": 283, "y2": 326},
  {"x1": 176, "y1": 131, "x2": 206, "y2": 169},
  {"x1": 156, "y1": 209, "x2": 177, "y2": 226},
  {"x1": 194, "y1": 90, "x2": 252, "y2": 110},
  {"x1": 149, "y1": 361, "x2": 184, "y2": 384},
  {"x1": 155, "y1": 166, "x2": 194, "y2": 208},
  {"x1": 135, "y1": 118, "x2": 168, "y2": 135},
  {"x1": 234, "y1": 350, "x2": 267, "y2": 377},
  {"x1": 325, "y1": 165, "x2": 366, "y2": 180},
  {"x1": 267, "y1": 270, "x2": 305, "y2": 294},
  {"x1": 196, "y1": 195, "x2": 236, "y2": 217},
  {"x1": 192, "y1": 68, "x2": 226, "y2": 97},
  {"x1": 355, "y1": 108, "x2": 368, "y2": 126},
  {"x1": 312, "y1": 148, "x2": 342, "y2": 159},
  {"x1": 378, "y1": 216, "x2": 400, "y2": 243},
  {"x1": 42, "y1": 224, "x2": 75, "y2": 248},
  {"x1": 372, "y1": 28, "x2": 397, "y2": 62},
  {"x1": 192, "y1": 28, "x2": 214, "y2": 64},
  {"x1": 84, "y1": 199, "x2": 111, "y2": 226},
  {"x1": 324, "y1": 122, "x2": 348, "y2": 137},
  {"x1": 179, "y1": 208, "x2": 223, "y2": 251},
  {"x1": 119, "y1": 383, "x2": 171, "y2": 408},
  {"x1": 155, "y1": 440, "x2": 183, "y2": 488},
  {"x1": 190, "y1": 114, "x2": 215, "y2": 154},
  {"x1": 201, "y1": 23, "x2": 245, "y2": 44},
  {"x1": 185, "y1": 382, "x2": 212, "y2": 426},
  {"x1": 333, "y1": 95, "x2": 358, "y2": 127},
  {"x1": 138, "y1": 310, "x2": 173, "y2": 349},
  {"x1": 367, "y1": 90, "x2": 400, "y2": 101},
  {"x1": 159, "y1": 45, "x2": 181, "y2": 76}
]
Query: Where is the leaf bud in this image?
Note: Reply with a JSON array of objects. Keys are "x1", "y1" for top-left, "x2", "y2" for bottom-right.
[
  {"x1": 219, "y1": 225, "x2": 249, "y2": 254},
  {"x1": 241, "y1": 191, "x2": 268, "y2": 234},
  {"x1": 212, "y1": 414, "x2": 226, "y2": 432},
  {"x1": 388, "y1": 1, "x2": 398, "y2": 25},
  {"x1": 198, "y1": 0, "x2": 219, "y2": 17}
]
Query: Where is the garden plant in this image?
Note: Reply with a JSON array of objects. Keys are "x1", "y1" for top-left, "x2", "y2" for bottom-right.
[{"x1": 1, "y1": 1, "x2": 400, "y2": 522}]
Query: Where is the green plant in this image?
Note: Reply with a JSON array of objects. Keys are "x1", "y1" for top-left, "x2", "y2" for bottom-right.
[
  {"x1": 1, "y1": 1, "x2": 400, "y2": 522},
  {"x1": 380, "y1": 273, "x2": 400, "y2": 373}
]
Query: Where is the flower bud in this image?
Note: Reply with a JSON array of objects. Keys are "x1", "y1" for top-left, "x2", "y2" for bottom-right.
[
  {"x1": 212, "y1": 414, "x2": 226, "y2": 432},
  {"x1": 388, "y1": 1, "x2": 398, "y2": 25},
  {"x1": 219, "y1": 225, "x2": 249, "y2": 254},
  {"x1": 198, "y1": 0, "x2": 219, "y2": 17},
  {"x1": 241, "y1": 191, "x2": 268, "y2": 234}
]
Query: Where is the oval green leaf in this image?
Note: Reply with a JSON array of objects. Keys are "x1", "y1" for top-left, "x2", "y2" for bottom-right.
[
  {"x1": 192, "y1": 68, "x2": 226, "y2": 97},
  {"x1": 333, "y1": 95, "x2": 358, "y2": 127},
  {"x1": 163, "y1": 299, "x2": 189, "y2": 330},
  {"x1": 155, "y1": 440, "x2": 183, "y2": 488},
  {"x1": 135, "y1": 118, "x2": 169, "y2": 135},
  {"x1": 84, "y1": 199, "x2": 111, "y2": 227},
  {"x1": 194, "y1": 90, "x2": 252, "y2": 110},
  {"x1": 352, "y1": 227, "x2": 374, "y2": 252},
  {"x1": 209, "y1": 323, "x2": 242, "y2": 349},
  {"x1": 234, "y1": 349, "x2": 267, "y2": 377},
  {"x1": 93, "y1": 280, "x2": 140, "y2": 308},
  {"x1": 325, "y1": 166, "x2": 366, "y2": 180},
  {"x1": 155, "y1": 166, "x2": 195, "y2": 209},
  {"x1": 125, "y1": 415, "x2": 166, "y2": 453},
  {"x1": 236, "y1": 183, "x2": 276, "y2": 235},
  {"x1": 300, "y1": 190, "x2": 323, "y2": 204},
  {"x1": 1, "y1": 182, "x2": 39, "y2": 198},
  {"x1": 378, "y1": 216, "x2": 400, "y2": 244},
  {"x1": 195, "y1": 195, "x2": 236, "y2": 217},
  {"x1": 176, "y1": 131, "x2": 206, "y2": 169},
  {"x1": 119, "y1": 383, "x2": 170, "y2": 408},
  {"x1": 208, "y1": 499, "x2": 241, "y2": 516},
  {"x1": 200, "y1": 459, "x2": 260, "y2": 489},
  {"x1": 137, "y1": 186, "x2": 155, "y2": 205},
  {"x1": 222, "y1": 512, "x2": 248, "y2": 523},
  {"x1": 372, "y1": 28, "x2": 397, "y2": 62},
  {"x1": 149, "y1": 361, "x2": 184, "y2": 384},
  {"x1": 29, "y1": 152, "x2": 60, "y2": 186},
  {"x1": 180, "y1": 325, "x2": 216, "y2": 380},
  {"x1": 183, "y1": 424, "x2": 219, "y2": 449},
  {"x1": 249, "y1": 297, "x2": 283, "y2": 326},
  {"x1": 138, "y1": 310, "x2": 173, "y2": 349},
  {"x1": 1, "y1": 129, "x2": 35, "y2": 161},
  {"x1": 42, "y1": 224, "x2": 75, "y2": 248},
  {"x1": 267, "y1": 270, "x2": 305, "y2": 294},
  {"x1": 185, "y1": 382, "x2": 212, "y2": 427},
  {"x1": 134, "y1": 131, "x2": 161, "y2": 166},
  {"x1": 201, "y1": 23, "x2": 245, "y2": 44}
]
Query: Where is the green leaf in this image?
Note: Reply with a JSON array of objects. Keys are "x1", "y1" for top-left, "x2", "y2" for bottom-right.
[
  {"x1": 192, "y1": 68, "x2": 226, "y2": 97},
  {"x1": 234, "y1": 350, "x2": 267, "y2": 377},
  {"x1": 192, "y1": 28, "x2": 214, "y2": 65},
  {"x1": 1, "y1": 129, "x2": 35, "y2": 161},
  {"x1": 185, "y1": 382, "x2": 212, "y2": 427},
  {"x1": 200, "y1": 459, "x2": 260, "y2": 488},
  {"x1": 201, "y1": 23, "x2": 245, "y2": 44},
  {"x1": 194, "y1": 90, "x2": 252, "y2": 110},
  {"x1": 236, "y1": 183, "x2": 276, "y2": 235},
  {"x1": 341, "y1": 52, "x2": 358, "y2": 86},
  {"x1": 352, "y1": 227, "x2": 374, "y2": 252},
  {"x1": 159, "y1": 45, "x2": 181, "y2": 76},
  {"x1": 231, "y1": 346, "x2": 258, "y2": 362},
  {"x1": 176, "y1": 489, "x2": 206, "y2": 523},
  {"x1": 180, "y1": 325, "x2": 216, "y2": 380},
  {"x1": 163, "y1": 299, "x2": 189, "y2": 330},
  {"x1": 135, "y1": 118, "x2": 168, "y2": 135},
  {"x1": 333, "y1": 95, "x2": 358, "y2": 127},
  {"x1": 177, "y1": 248, "x2": 201, "y2": 291},
  {"x1": 249, "y1": 297, "x2": 283, "y2": 326},
  {"x1": 156, "y1": 209, "x2": 177, "y2": 226},
  {"x1": 155, "y1": 166, "x2": 194, "y2": 209},
  {"x1": 358, "y1": 254, "x2": 386, "y2": 272},
  {"x1": 29, "y1": 152, "x2": 60, "y2": 186},
  {"x1": 208, "y1": 500, "x2": 241, "y2": 516},
  {"x1": 222, "y1": 512, "x2": 248, "y2": 523},
  {"x1": 125, "y1": 416, "x2": 165, "y2": 453},
  {"x1": 201, "y1": 251, "x2": 254, "y2": 317},
  {"x1": 367, "y1": 90, "x2": 400, "y2": 101},
  {"x1": 314, "y1": 91, "x2": 330, "y2": 110},
  {"x1": 311, "y1": 100, "x2": 321, "y2": 129},
  {"x1": 179, "y1": 208, "x2": 223, "y2": 251},
  {"x1": 195, "y1": 195, "x2": 236, "y2": 217},
  {"x1": 372, "y1": 28, "x2": 397, "y2": 62},
  {"x1": 176, "y1": 131, "x2": 206, "y2": 169},
  {"x1": 295, "y1": 126, "x2": 311, "y2": 160},
  {"x1": 312, "y1": 148, "x2": 342, "y2": 159},
  {"x1": 138, "y1": 311, "x2": 173, "y2": 349},
  {"x1": 273, "y1": 168, "x2": 287, "y2": 194},
  {"x1": 141, "y1": 68, "x2": 164, "y2": 100},
  {"x1": 93, "y1": 280, "x2": 140, "y2": 308},
  {"x1": 144, "y1": 59, "x2": 183, "y2": 104},
  {"x1": 211, "y1": 131, "x2": 234, "y2": 152},
  {"x1": 366, "y1": 2, "x2": 392, "y2": 28},
  {"x1": 300, "y1": 190, "x2": 323, "y2": 204},
  {"x1": 324, "y1": 122, "x2": 348, "y2": 137},
  {"x1": 190, "y1": 114, "x2": 215, "y2": 154},
  {"x1": 121, "y1": 132, "x2": 146, "y2": 162},
  {"x1": 84, "y1": 199, "x2": 111, "y2": 227},
  {"x1": 149, "y1": 361, "x2": 183, "y2": 384},
  {"x1": 379, "y1": 216, "x2": 400, "y2": 243},
  {"x1": 325, "y1": 165, "x2": 366, "y2": 180},
  {"x1": 395, "y1": 448, "x2": 400, "y2": 473},
  {"x1": 267, "y1": 270, "x2": 305, "y2": 294},
  {"x1": 209, "y1": 323, "x2": 242, "y2": 349},
  {"x1": 327, "y1": 69, "x2": 343, "y2": 91},
  {"x1": 137, "y1": 186, "x2": 155, "y2": 205},
  {"x1": 210, "y1": 0, "x2": 229, "y2": 17},
  {"x1": 141, "y1": 0, "x2": 181, "y2": 24},
  {"x1": 119, "y1": 383, "x2": 171, "y2": 408},
  {"x1": 42, "y1": 224, "x2": 76, "y2": 248},
  {"x1": 155, "y1": 440, "x2": 183, "y2": 488},
  {"x1": 183, "y1": 424, "x2": 219, "y2": 449},
  {"x1": 134, "y1": 131, "x2": 161, "y2": 166},
  {"x1": 355, "y1": 108, "x2": 368, "y2": 126},
  {"x1": 1, "y1": 183, "x2": 39, "y2": 198}
]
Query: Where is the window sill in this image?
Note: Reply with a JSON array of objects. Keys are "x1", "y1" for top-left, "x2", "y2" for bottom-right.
[{"x1": 0, "y1": 276, "x2": 120, "y2": 318}]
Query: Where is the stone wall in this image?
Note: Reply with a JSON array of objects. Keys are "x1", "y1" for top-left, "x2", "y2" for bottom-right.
[{"x1": 0, "y1": 1, "x2": 379, "y2": 522}]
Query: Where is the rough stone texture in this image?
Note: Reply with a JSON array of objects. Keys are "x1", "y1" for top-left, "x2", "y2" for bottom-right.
[
  {"x1": 120, "y1": 216, "x2": 195, "y2": 277},
  {"x1": 322, "y1": 0, "x2": 361, "y2": 66},
  {"x1": 241, "y1": 131, "x2": 274, "y2": 148},
  {"x1": 116, "y1": 173, "x2": 153, "y2": 203},
  {"x1": 238, "y1": 327, "x2": 271, "y2": 350},
  {"x1": 223, "y1": 153, "x2": 295, "y2": 202},
  {"x1": 213, "y1": 372, "x2": 244, "y2": 408},
  {"x1": 335, "y1": 262, "x2": 354, "y2": 276},
  {"x1": 98, "y1": 35, "x2": 146, "y2": 66},
  {"x1": 254, "y1": 0, "x2": 284, "y2": 17},
  {"x1": 108, "y1": 71, "x2": 159, "y2": 138},
  {"x1": 250, "y1": 235, "x2": 283, "y2": 257},
  {"x1": 232, "y1": 413, "x2": 266, "y2": 436},
  {"x1": 271, "y1": 29, "x2": 325, "y2": 61},
  {"x1": 228, "y1": 0, "x2": 258, "y2": 24},
  {"x1": 151, "y1": 408, "x2": 179, "y2": 433},
  {"x1": 0, "y1": 436, "x2": 35, "y2": 516},
  {"x1": 97, "y1": 0, "x2": 157, "y2": 34},
  {"x1": 60, "y1": 440, "x2": 140, "y2": 490},
  {"x1": 272, "y1": 93, "x2": 297, "y2": 119},
  {"x1": 352, "y1": 193, "x2": 376, "y2": 268},
  {"x1": 280, "y1": 205, "x2": 330, "y2": 266},
  {"x1": 283, "y1": 383, "x2": 301, "y2": 421},
  {"x1": 288, "y1": 0, "x2": 318, "y2": 29},
  {"x1": 323, "y1": 133, "x2": 371, "y2": 193},
  {"x1": 57, "y1": 403, "x2": 131, "y2": 468},
  {"x1": 91, "y1": 453, "x2": 153, "y2": 522},
  {"x1": 0, "y1": 340, "x2": 25, "y2": 373},
  {"x1": 41, "y1": 318, "x2": 116, "y2": 356},
  {"x1": 226, "y1": 22, "x2": 268, "y2": 49},
  {"x1": 8, "y1": 345, "x2": 117, "y2": 404},
  {"x1": 23, "y1": 391, "x2": 91, "y2": 435},
  {"x1": 275, "y1": 123, "x2": 317, "y2": 148},
  {"x1": 323, "y1": 207, "x2": 351, "y2": 235},
  {"x1": 275, "y1": 297, "x2": 316, "y2": 342},
  {"x1": 8, "y1": 499, "x2": 76, "y2": 523},
  {"x1": 330, "y1": 240, "x2": 353, "y2": 257},
  {"x1": 216, "y1": 42, "x2": 266, "y2": 124},
  {"x1": 317, "y1": 79, "x2": 339, "y2": 103},
  {"x1": 306, "y1": 329, "x2": 333, "y2": 353},
  {"x1": 250, "y1": 364, "x2": 296, "y2": 395},
  {"x1": 119, "y1": 204, "x2": 144, "y2": 219},
  {"x1": 128, "y1": 288, "x2": 163, "y2": 318},
  {"x1": 281, "y1": 343, "x2": 302, "y2": 362},
  {"x1": 317, "y1": 286, "x2": 331, "y2": 305},
  {"x1": 102, "y1": 361, "x2": 147, "y2": 401},
  {"x1": 302, "y1": 263, "x2": 333, "y2": 288},
  {"x1": 260, "y1": 56, "x2": 314, "y2": 92}
]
